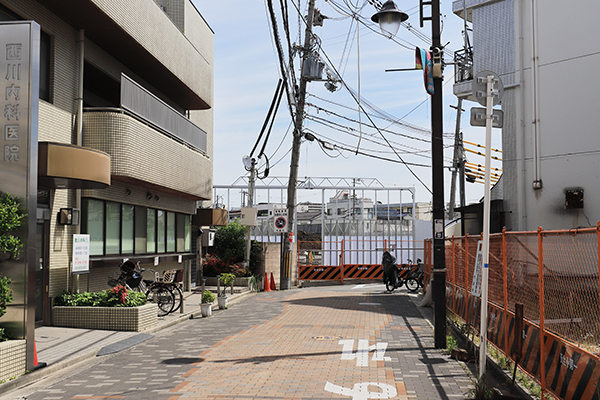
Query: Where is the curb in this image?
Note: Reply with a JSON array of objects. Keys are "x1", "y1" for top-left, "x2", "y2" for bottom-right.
[{"x1": 0, "y1": 289, "x2": 256, "y2": 398}]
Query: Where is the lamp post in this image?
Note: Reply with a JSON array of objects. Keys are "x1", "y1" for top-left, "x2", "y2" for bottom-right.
[{"x1": 372, "y1": 0, "x2": 446, "y2": 349}]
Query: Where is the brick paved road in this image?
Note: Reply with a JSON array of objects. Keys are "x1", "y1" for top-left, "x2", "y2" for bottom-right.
[{"x1": 15, "y1": 285, "x2": 472, "y2": 400}]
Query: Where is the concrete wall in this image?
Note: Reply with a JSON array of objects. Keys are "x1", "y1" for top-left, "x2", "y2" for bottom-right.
[{"x1": 261, "y1": 242, "x2": 298, "y2": 289}]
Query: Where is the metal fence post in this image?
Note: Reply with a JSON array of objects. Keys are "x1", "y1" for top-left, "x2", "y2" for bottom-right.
[
  {"x1": 452, "y1": 235, "x2": 456, "y2": 313},
  {"x1": 341, "y1": 239, "x2": 344, "y2": 285},
  {"x1": 597, "y1": 221, "x2": 600, "y2": 325},
  {"x1": 465, "y1": 234, "x2": 470, "y2": 323},
  {"x1": 502, "y1": 228, "x2": 508, "y2": 355},
  {"x1": 537, "y1": 226, "x2": 546, "y2": 395}
]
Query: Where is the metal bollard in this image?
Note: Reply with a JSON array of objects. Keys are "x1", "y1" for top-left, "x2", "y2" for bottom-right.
[{"x1": 180, "y1": 288, "x2": 184, "y2": 314}]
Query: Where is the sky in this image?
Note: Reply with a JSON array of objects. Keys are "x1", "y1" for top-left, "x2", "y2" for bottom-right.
[{"x1": 191, "y1": 0, "x2": 503, "y2": 208}]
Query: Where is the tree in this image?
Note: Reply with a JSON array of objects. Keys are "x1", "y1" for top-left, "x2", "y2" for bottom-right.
[
  {"x1": 213, "y1": 220, "x2": 246, "y2": 263},
  {"x1": 208, "y1": 220, "x2": 262, "y2": 276}
]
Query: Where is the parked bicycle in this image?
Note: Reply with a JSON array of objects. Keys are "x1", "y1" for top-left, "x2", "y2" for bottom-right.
[
  {"x1": 108, "y1": 260, "x2": 176, "y2": 316},
  {"x1": 381, "y1": 252, "x2": 420, "y2": 293}
]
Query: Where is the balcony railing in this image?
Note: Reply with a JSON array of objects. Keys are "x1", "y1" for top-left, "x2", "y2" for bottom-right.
[
  {"x1": 454, "y1": 47, "x2": 474, "y2": 84},
  {"x1": 120, "y1": 74, "x2": 207, "y2": 154}
]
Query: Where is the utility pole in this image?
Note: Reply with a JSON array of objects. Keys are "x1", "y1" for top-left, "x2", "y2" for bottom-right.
[
  {"x1": 282, "y1": 0, "x2": 317, "y2": 290},
  {"x1": 429, "y1": 0, "x2": 447, "y2": 349},
  {"x1": 448, "y1": 99, "x2": 464, "y2": 220},
  {"x1": 245, "y1": 158, "x2": 256, "y2": 267}
]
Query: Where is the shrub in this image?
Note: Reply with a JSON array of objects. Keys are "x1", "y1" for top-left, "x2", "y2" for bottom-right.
[
  {"x1": 0, "y1": 275, "x2": 12, "y2": 318},
  {"x1": 201, "y1": 290, "x2": 216, "y2": 304},
  {"x1": 213, "y1": 221, "x2": 246, "y2": 262},
  {"x1": 0, "y1": 275, "x2": 12, "y2": 341},
  {"x1": 53, "y1": 286, "x2": 147, "y2": 308},
  {"x1": 208, "y1": 221, "x2": 262, "y2": 277},
  {"x1": 220, "y1": 273, "x2": 236, "y2": 287},
  {"x1": 0, "y1": 192, "x2": 26, "y2": 261}
]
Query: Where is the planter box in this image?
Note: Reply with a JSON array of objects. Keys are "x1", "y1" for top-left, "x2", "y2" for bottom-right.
[
  {"x1": 0, "y1": 339, "x2": 26, "y2": 383},
  {"x1": 53, "y1": 303, "x2": 158, "y2": 332}
]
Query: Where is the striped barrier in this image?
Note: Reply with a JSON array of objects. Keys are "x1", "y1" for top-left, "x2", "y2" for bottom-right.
[
  {"x1": 343, "y1": 264, "x2": 383, "y2": 280},
  {"x1": 447, "y1": 286, "x2": 600, "y2": 400},
  {"x1": 299, "y1": 265, "x2": 341, "y2": 281}
]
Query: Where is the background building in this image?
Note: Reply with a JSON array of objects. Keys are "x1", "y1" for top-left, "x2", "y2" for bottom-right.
[
  {"x1": 453, "y1": 0, "x2": 600, "y2": 231},
  {"x1": 0, "y1": 0, "x2": 214, "y2": 325}
]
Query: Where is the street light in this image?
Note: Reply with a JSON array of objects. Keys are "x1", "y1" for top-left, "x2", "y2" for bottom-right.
[
  {"x1": 370, "y1": 0, "x2": 408, "y2": 39},
  {"x1": 372, "y1": 0, "x2": 447, "y2": 349}
]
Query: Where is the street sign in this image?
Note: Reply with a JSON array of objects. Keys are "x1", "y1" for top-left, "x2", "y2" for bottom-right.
[
  {"x1": 471, "y1": 240, "x2": 484, "y2": 297},
  {"x1": 273, "y1": 208, "x2": 288, "y2": 233},
  {"x1": 472, "y1": 70, "x2": 503, "y2": 107},
  {"x1": 470, "y1": 107, "x2": 504, "y2": 128}
]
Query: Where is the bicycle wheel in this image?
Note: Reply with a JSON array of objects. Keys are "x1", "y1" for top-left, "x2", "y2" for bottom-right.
[
  {"x1": 146, "y1": 285, "x2": 175, "y2": 316},
  {"x1": 385, "y1": 278, "x2": 395, "y2": 292},
  {"x1": 170, "y1": 284, "x2": 183, "y2": 313},
  {"x1": 406, "y1": 277, "x2": 419, "y2": 293}
]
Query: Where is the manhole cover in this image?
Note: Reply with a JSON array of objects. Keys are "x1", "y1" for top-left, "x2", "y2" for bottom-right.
[{"x1": 312, "y1": 335, "x2": 343, "y2": 341}]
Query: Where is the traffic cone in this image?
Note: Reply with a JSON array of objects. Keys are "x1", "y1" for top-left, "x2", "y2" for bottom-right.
[
  {"x1": 264, "y1": 272, "x2": 271, "y2": 292},
  {"x1": 33, "y1": 340, "x2": 46, "y2": 370},
  {"x1": 270, "y1": 273, "x2": 277, "y2": 291},
  {"x1": 33, "y1": 340, "x2": 38, "y2": 367}
]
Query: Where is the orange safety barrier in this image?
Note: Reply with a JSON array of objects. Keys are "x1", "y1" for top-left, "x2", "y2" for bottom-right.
[
  {"x1": 297, "y1": 238, "x2": 425, "y2": 284},
  {"x1": 440, "y1": 223, "x2": 600, "y2": 400}
]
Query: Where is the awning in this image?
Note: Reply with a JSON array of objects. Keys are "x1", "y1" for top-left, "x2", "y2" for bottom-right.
[{"x1": 38, "y1": 142, "x2": 111, "y2": 189}]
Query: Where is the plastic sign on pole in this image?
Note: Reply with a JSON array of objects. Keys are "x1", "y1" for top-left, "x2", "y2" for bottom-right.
[
  {"x1": 72, "y1": 234, "x2": 90, "y2": 274},
  {"x1": 471, "y1": 240, "x2": 484, "y2": 297},
  {"x1": 273, "y1": 208, "x2": 288, "y2": 233}
]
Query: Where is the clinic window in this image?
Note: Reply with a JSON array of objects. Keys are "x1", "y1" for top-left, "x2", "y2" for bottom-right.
[{"x1": 81, "y1": 198, "x2": 191, "y2": 257}]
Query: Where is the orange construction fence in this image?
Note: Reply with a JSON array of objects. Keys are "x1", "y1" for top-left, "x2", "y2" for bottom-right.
[{"x1": 425, "y1": 223, "x2": 600, "y2": 400}]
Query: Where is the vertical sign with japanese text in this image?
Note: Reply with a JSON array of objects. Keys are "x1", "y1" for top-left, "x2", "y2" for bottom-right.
[
  {"x1": 0, "y1": 21, "x2": 40, "y2": 370},
  {"x1": 471, "y1": 240, "x2": 484, "y2": 297},
  {"x1": 72, "y1": 234, "x2": 90, "y2": 274}
]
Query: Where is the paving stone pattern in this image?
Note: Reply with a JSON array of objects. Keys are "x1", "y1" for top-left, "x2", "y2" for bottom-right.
[{"x1": 24, "y1": 288, "x2": 472, "y2": 399}]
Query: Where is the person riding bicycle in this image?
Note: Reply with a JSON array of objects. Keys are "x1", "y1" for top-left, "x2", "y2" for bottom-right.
[{"x1": 381, "y1": 251, "x2": 398, "y2": 289}]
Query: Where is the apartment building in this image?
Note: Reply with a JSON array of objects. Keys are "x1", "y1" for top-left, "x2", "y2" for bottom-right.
[{"x1": 0, "y1": 0, "x2": 214, "y2": 326}]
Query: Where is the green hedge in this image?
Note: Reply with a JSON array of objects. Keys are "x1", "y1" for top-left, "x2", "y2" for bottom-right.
[{"x1": 54, "y1": 285, "x2": 147, "y2": 308}]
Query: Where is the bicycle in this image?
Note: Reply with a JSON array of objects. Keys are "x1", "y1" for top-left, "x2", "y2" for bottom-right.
[
  {"x1": 381, "y1": 252, "x2": 420, "y2": 293},
  {"x1": 109, "y1": 260, "x2": 175, "y2": 317},
  {"x1": 152, "y1": 269, "x2": 184, "y2": 314}
]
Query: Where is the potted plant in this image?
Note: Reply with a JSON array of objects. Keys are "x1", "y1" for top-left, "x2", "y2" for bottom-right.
[
  {"x1": 221, "y1": 272, "x2": 236, "y2": 294},
  {"x1": 200, "y1": 290, "x2": 216, "y2": 317}
]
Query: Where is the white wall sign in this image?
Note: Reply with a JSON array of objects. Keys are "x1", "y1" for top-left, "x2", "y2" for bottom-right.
[{"x1": 72, "y1": 234, "x2": 90, "y2": 274}]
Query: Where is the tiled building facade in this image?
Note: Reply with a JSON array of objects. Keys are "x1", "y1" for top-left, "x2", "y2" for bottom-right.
[{"x1": 0, "y1": 0, "x2": 214, "y2": 325}]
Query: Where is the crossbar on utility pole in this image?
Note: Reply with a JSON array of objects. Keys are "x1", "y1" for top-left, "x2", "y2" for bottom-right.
[
  {"x1": 282, "y1": 0, "x2": 317, "y2": 290},
  {"x1": 448, "y1": 99, "x2": 464, "y2": 221}
]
